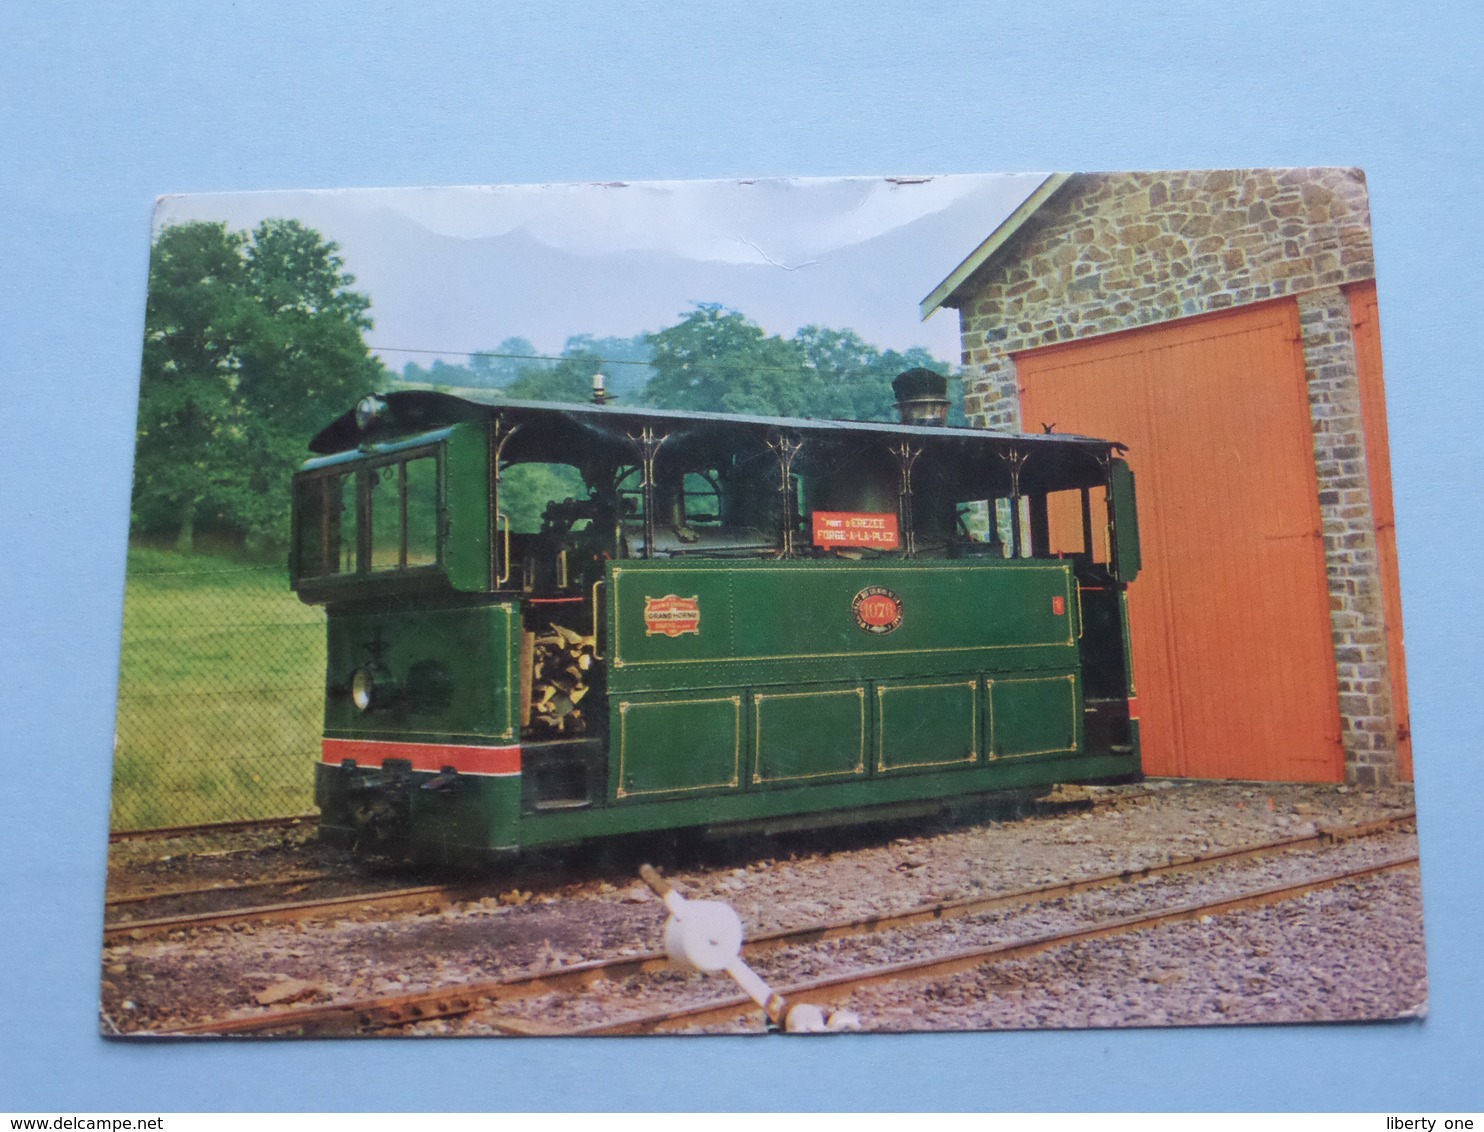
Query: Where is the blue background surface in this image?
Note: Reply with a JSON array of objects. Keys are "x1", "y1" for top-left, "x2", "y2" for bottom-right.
[{"x1": 2, "y1": 0, "x2": 1479, "y2": 1112}]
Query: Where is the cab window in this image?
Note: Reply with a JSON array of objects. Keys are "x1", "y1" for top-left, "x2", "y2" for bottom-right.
[
  {"x1": 499, "y1": 462, "x2": 591, "y2": 534},
  {"x1": 369, "y1": 454, "x2": 441, "y2": 570},
  {"x1": 293, "y1": 472, "x2": 357, "y2": 578},
  {"x1": 293, "y1": 449, "x2": 441, "y2": 579}
]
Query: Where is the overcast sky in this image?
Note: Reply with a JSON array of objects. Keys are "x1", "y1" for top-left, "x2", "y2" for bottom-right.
[{"x1": 152, "y1": 173, "x2": 1046, "y2": 371}]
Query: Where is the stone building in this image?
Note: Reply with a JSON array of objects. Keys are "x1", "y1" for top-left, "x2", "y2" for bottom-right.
[{"x1": 922, "y1": 169, "x2": 1408, "y2": 786}]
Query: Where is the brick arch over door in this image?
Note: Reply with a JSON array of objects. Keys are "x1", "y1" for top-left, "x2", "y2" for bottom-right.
[{"x1": 1019, "y1": 300, "x2": 1345, "y2": 782}]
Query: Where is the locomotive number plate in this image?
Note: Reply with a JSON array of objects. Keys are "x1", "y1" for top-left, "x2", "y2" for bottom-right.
[{"x1": 853, "y1": 586, "x2": 903, "y2": 634}]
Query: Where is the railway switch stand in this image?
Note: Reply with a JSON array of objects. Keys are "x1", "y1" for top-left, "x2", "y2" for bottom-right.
[{"x1": 640, "y1": 865, "x2": 858, "y2": 1033}]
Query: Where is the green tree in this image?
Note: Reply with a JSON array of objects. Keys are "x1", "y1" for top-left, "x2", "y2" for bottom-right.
[
  {"x1": 133, "y1": 219, "x2": 385, "y2": 554},
  {"x1": 133, "y1": 221, "x2": 249, "y2": 553},
  {"x1": 644, "y1": 305, "x2": 810, "y2": 416},
  {"x1": 563, "y1": 332, "x2": 654, "y2": 399},
  {"x1": 642, "y1": 306, "x2": 953, "y2": 421},
  {"x1": 794, "y1": 325, "x2": 894, "y2": 420},
  {"x1": 505, "y1": 348, "x2": 605, "y2": 403},
  {"x1": 794, "y1": 326, "x2": 954, "y2": 422},
  {"x1": 400, "y1": 333, "x2": 653, "y2": 398},
  {"x1": 402, "y1": 337, "x2": 553, "y2": 389},
  {"x1": 474, "y1": 336, "x2": 550, "y2": 387},
  {"x1": 401, "y1": 357, "x2": 476, "y2": 387}
]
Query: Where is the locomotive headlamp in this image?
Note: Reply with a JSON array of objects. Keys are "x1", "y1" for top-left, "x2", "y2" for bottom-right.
[
  {"x1": 350, "y1": 664, "x2": 396, "y2": 713},
  {"x1": 355, "y1": 394, "x2": 389, "y2": 432}
]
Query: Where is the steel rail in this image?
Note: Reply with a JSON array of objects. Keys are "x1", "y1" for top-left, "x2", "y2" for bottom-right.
[
  {"x1": 103, "y1": 881, "x2": 492, "y2": 944},
  {"x1": 108, "y1": 814, "x2": 318, "y2": 844},
  {"x1": 155, "y1": 811, "x2": 1414, "y2": 1037},
  {"x1": 105, "y1": 872, "x2": 339, "y2": 909},
  {"x1": 572, "y1": 851, "x2": 1421, "y2": 1036}
]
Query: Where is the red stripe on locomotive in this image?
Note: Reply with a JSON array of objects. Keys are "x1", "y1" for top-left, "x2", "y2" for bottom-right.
[{"x1": 322, "y1": 737, "x2": 521, "y2": 776}]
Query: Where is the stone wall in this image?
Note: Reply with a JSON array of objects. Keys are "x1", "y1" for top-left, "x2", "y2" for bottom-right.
[
  {"x1": 948, "y1": 169, "x2": 1395, "y2": 783},
  {"x1": 1297, "y1": 288, "x2": 1396, "y2": 787},
  {"x1": 959, "y1": 169, "x2": 1376, "y2": 428}
]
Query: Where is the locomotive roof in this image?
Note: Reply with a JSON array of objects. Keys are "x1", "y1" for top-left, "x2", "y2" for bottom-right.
[{"x1": 309, "y1": 389, "x2": 1126, "y2": 458}]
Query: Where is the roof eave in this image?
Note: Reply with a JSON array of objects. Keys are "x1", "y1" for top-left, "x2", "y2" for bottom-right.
[{"x1": 919, "y1": 172, "x2": 1074, "y2": 321}]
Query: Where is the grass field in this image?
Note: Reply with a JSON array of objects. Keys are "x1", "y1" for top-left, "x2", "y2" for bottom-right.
[{"x1": 111, "y1": 546, "x2": 325, "y2": 830}]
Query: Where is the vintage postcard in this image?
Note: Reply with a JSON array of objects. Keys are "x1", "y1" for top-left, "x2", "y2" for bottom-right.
[{"x1": 104, "y1": 170, "x2": 1423, "y2": 1037}]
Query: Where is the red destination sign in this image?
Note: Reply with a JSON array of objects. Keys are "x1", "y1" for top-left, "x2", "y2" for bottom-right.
[
  {"x1": 811, "y1": 511, "x2": 900, "y2": 550},
  {"x1": 644, "y1": 594, "x2": 701, "y2": 637}
]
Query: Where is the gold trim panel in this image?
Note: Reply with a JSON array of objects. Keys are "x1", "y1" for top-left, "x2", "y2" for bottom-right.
[
  {"x1": 615, "y1": 694, "x2": 742, "y2": 799},
  {"x1": 875, "y1": 678, "x2": 980, "y2": 772},
  {"x1": 985, "y1": 673, "x2": 1080, "y2": 760},
  {"x1": 751, "y1": 686, "x2": 867, "y2": 784}
]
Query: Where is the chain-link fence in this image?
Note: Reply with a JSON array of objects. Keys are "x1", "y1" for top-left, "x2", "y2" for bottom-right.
[{"x1": 111, "y1": 548, "x2": 325, "y2": 830}]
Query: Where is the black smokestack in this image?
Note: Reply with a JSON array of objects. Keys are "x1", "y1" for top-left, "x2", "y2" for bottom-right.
[{"x1": 891, "y1": 367, "x2": 950, "y2": 426}]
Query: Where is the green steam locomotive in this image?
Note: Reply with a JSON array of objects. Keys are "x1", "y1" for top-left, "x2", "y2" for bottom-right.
[{"x1": 290, "y1": 371, "x2": 1142, "y2": 864}]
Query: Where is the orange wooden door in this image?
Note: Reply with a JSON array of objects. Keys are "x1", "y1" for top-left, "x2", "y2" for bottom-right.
[
  {"x1": 1019, "y1": 301, "x2": 1345, "y2": 782},
  {"x1": 1349, "y1": 282, "x2": 1412, "y2": 781}
]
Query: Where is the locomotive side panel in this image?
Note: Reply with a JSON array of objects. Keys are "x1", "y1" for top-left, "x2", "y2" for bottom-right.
[
  {"x1": 606, "y1": 559, "x2": 1079, "y2": 692},
  {"x1": 590, "y1": 558, "x2": 1092, "y2": 823}
]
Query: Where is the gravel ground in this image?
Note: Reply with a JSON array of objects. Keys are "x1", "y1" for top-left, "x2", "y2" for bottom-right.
[
  {"x1": 430, "y1": 825, "x2": 1423, "y2": 1035},
  {"x1": 840, "y1": 868, "x2": 1426, "y2": 1032},
  {"x1": 99, "y1": 780, "x2": 1424, "y2": 1037}
]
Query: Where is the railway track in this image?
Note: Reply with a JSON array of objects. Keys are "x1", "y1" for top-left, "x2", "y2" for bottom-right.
[
  {"x1": 156, "y1": 810, "x2": 1415, "y2": 1037},
  {"x1": 103, "y1": 787, "x2": 1174, "y2": 940},
  {"x1": 577, "y1": 852, "x2": 1418, "y2": 1035}
]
